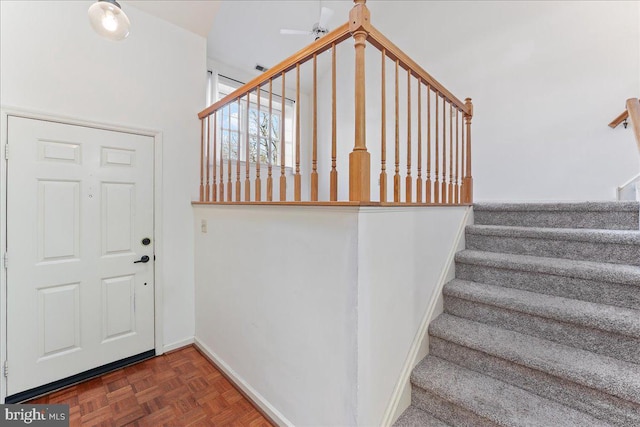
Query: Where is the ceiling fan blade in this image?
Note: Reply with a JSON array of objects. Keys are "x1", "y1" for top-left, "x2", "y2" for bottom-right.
[
  {"x1": 280, "y1": 29, "x2": 312, "y2": 35},
  {"x1": 318, "y1": 7, "x2": 334, "y2": 29}
]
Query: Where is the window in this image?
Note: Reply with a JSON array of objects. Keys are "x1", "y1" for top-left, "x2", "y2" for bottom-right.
[{"x1": 216, "y1": 75, "x2": 294, "y2": 168}]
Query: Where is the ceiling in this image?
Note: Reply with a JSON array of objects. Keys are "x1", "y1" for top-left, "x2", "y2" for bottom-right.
[
  {"x1": 120, "y1": 1, "x2": 463, "y2": 79},
  {"x1": 206, "y1": 1, "x2": 353, "y2": 75},
  {"x1": 124, "y1": 1, "x2": 222, "y2": 37},
  {"x1": 119, "y1": 1, "x2": 502, "y2": 86},
  {"x1": 122, "y1": 0, "x2": 354, "y2": 77},
  {"x1": 202, "y1": 0, "x2": 487, "y2": 83}
]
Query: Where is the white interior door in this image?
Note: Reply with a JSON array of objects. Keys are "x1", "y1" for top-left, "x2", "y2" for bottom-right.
[{"x1": 6, "y1": 117, "x2": 155, "y2": 396}]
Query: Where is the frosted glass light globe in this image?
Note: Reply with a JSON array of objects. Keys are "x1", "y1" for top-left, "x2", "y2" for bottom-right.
[{"x1": 88, "y1": 0, "x2": 130, "y2": 41}]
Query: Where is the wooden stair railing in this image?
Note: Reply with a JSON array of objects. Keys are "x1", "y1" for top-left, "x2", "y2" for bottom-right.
[
  {"x1": 196, "y1": 0, "x2": 473, "y2": 205},
  {"x1": 364, "y1": 24, "x2": 473, "y2": 204},
  {"x1": 609, "y1": 98, "x2": 640, "y2": 153}
]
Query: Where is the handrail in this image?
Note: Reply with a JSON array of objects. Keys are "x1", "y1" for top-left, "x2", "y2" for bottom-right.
[
  {"x1": 367, "y1": 26, "x2": 470, "y2": 115},
  {"x1": 608, "y1": 110, "x2": 628, "y2": 129},
  {"x1": 610, "y1": 98, "x2": 640, "y2": 152},
  {"x1": 198, "y1": 23, "x2": 351, "y2": 119}
]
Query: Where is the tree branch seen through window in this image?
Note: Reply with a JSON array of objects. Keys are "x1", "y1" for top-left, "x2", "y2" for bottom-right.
[{"x1": 217, "y1": 78, "x2": 294, "y2": 167}]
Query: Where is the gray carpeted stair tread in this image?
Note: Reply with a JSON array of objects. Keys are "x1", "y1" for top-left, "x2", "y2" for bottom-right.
[
  {"x1": 443, "y1": 280, "x2": 640, "y2": 364},
  {"x1": 465, "y1": 225, "x2": 640, "y2": 265},
  {"x1": 393, "y1": 405, "x2": 451, "y2": 427},
  {"x1": 455, "y1": 250, "x2": 640, "y2": 287},
  {"x1": 410, "y1": 356, "x2": 611, "y2": 427},
  {"x1": 428, "y1": 337, "x2": 640, "y2": 425},
  {"x1": 473, "y1": 202, "x2": 639, "y2": 230},
  {"x1": 455, "y1": 252, "x2": 640, "y2": 310},
  {"x1": 429, "y1": 314, "x2": 640, "y2": 404},
  {"x1": 443, "y1": 279, "x2": 640, "y2": 337},
  {"x1": 466, "y1": 224, "x2": 640, "y2": 244},
  {"x1": 473, "y1": 202, "x2": 640, "y2": 212}
]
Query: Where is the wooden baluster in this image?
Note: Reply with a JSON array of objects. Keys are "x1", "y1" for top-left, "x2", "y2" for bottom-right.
[
  {"x1": 255, "y1": 86, "x2": 262, "y2": 201},
  {"x1": 434, "y1": 92, "x2": 439, "y2": 203},
  {"x1": 280, "y1": 72, "x2": 287, "y2": 201},
  {"x1": 455, "y1": 108, "x2": 460, "y2": 204},
  {"x1": 379, "y1": 48, "x2": 387, "y2": 203},
  {"x1": 205, "y1": 116, "x2": 211, "y2": 201},
  {"x1": 426, "y1": 85, "x2": 431, "y2": 203},
  {"x1": 349, "y1": 0, "x2": 371, "y2": 202},
  {"x1": 405, "y1": 68, "x2": 412, "y2": 203},
  {"x1": 441, "y1": 95, "x2": 447, "y2": 203},
  {"x1": 394, "y1": 59, "x2": 400, "y2": 203},
  {"x1": 461, "y1": 109, "x2": 465, "y2": 205},
  {"x1": 219, "y1": 107, "x2": 225, "y2": 201},
  {"x1": 294, "y1": 63, "x2": 301, "y2": 201},
  {"x1": 267, "y1": 79, "x2": 274, "y2": 201},
  {"x1": 199, "y1": 118, "x2": 205, "y2": 201},
  {"x1": 311, "y1": 54, "x2": 318, "y2": 201},
  {"x1": 245, "y1": 94, "x2": 251, "y2": 201},
  {"x1": 227, "y1": 103, "x2": 232, "y2": 201},
  {"x1": 212, "y1": 112, "x2": 217, "y2": 202},
  {"x1": 236, "y1": 98, "x2": 241, "y2": 201},
  {"x1": 416, "y1": 78, "x2": 422, "y2": 203},
  {"x1": 462, "y1": 98, "x2": 473, "y2": 203},
  {"x1": 331, "y1": 43, "x2": 338, "y2": 201},
  {"x1": 448, "y1": 101, "x2": 453, "y2": 204}
]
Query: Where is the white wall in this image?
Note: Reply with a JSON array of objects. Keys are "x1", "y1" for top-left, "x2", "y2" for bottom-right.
[
  {"x1": 193, "y1": 205, "x2": 468, "y2": 426},
  {"x1": 194, "y1": 205, "x2": 359, "y2": 426},
  {"x1": 317, "y1": 0, "x2": 640, "y2": 202},
  {"x1": 0, "y1": 0, "x2": 205, "y2": 355},
  {"x1": 356, "y1": 207, "x2": 468, "y2": 425}
]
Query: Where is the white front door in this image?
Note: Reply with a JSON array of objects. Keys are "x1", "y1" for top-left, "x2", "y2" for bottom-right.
[{"x1": 6, "y1": 117, "x2": 155, "y2": 397}]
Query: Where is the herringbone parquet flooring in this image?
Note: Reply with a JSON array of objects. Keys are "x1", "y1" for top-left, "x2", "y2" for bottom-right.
[{"x1": 28, "y1": 346, "x2": 273, "y2": 427}]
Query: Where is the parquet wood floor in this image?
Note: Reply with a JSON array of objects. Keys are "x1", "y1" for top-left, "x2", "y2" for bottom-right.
[{"x1": 28, "y1": 346, "x2": 273, "y2": 427}]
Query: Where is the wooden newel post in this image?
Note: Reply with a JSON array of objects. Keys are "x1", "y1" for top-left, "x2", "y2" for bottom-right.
[
  {"x1": 462, "y1": 97, "x2": 473, "y2": 204},
  {"x1": 349, "y1": 0, "x2": 371, "y2": 202},
  {"x1": 626, "y1": 98, "x2": 640, "y2": 153}
]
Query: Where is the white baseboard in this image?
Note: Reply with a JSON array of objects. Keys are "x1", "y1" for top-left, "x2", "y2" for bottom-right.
[
  {"x1": 194, "y1": 337, "x2": 293, "y2": 427},
  {"x1": 380, "y1": 206, "x2": 473, "y2": 426},
  {"x1": 163, "y1": 337, "x2": 195, "y2": 353}
]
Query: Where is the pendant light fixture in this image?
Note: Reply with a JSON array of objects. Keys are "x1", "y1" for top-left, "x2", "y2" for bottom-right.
[{"x1": 88, "y1": 0, "x2": 131, "y2": 41}]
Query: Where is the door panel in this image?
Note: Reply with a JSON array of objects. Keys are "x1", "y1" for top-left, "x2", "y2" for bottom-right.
[
  {"x1": 38, "y1": 283, "x2": 80, "y2": 358},
  {"x1": 6, "y1": 117, "x2": 155, "y2": 396},
  {"x1": 38, "y1": 180, "x2": 81, "y2": 262},
  {"x1": 102, "y1": 182, "x2": 135, "y2": 255},
  {"x1": 102, "y1": 275, "x2": 136, "y2": 341}
]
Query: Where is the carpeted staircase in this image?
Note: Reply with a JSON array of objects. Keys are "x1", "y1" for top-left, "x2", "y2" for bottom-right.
[{"x1": 395, "y1": 202, "x2": 640, "y2": 427}]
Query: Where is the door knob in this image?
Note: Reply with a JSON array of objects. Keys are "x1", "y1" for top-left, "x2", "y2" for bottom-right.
[{"x1": 134, "y1": 255, "x2": 150, "y2": 264}]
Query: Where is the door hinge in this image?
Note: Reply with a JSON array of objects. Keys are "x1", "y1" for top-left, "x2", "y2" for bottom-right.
[
  {"x1": 3, "y1": 252, "x2": 7, "y2": 269},
  {"x1": 3, "y1": 360, "x2": 8, "y2": 378},
  {"x1": 4, "y1": 144, "x2": 8, "y2": 160}
]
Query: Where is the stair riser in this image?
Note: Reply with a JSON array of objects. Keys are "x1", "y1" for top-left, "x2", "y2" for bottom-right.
[
  {"x1": 473, "y1": 210, "x2": 639, "y2": 230},
  {"x1": 444, "y1": 296, "x2": 640, "y2": 364},
  {"x1": 455, "y1": 262, "x2": 640, "y2": 310},
  {"x1": 466, "y1": 234, "x2": 640, "y2": 265},
  {"x1": 411, "y1": 386, "x2": 498, "y2": 427},
  {"x1": 429, "y1": 336, "x2": 640, "y2": 427}
]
